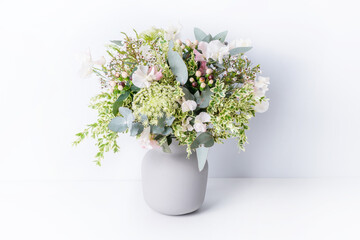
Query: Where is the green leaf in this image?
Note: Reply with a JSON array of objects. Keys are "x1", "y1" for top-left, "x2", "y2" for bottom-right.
[
  {"x1": 151, "y1": 125, "x2": 165, "y2": 135},
  {"x1": 108, "y1": 117, "x2": 128, "y2": 133},
  {"x1": 161, "y1": 142, "x2": 172, "y2": 153},
  {"x1": 162, "y1": 127, "x2": 173, "y2": 136},
  {"x1": 110, "y1": 40, "x2": 123, "y2": 46},
  {"x1": 165, "y1": 116, "x2": 175, "y2": 126},
  {"x1": 181, "y1": 87, "x2": 195, "y2": 101},
  {"x1": 113, "y1": 91, "x2": 130, "y2": 116},
  {"x1": 213, "y1": 31, "x2": 228, "y2": 43},
  {"x1": 191, "y1": 132, "x2": 215, "y2": 149},
  {"x1": 194, "y1": 86, "x2": 213, "y2": 108},
  {"x1": 130, "y1": 122, "x2": 144, "y2": 136},
  {"x1": 130, "y1": 85, "x2": 140, "y2": 93},
  {"x1": 194, "y1": 27, "x2": 207, "y2": 41},
  {"x1": 202, "y1": 34, "x2": 212, "y2": 43},
  {"x1": 168, "y1": 41, "x2": 188, "y2": 85},
  {"x1": 229, "y1": 47, "x2": 253, "y2": 55},
  {"x1": 118, "y1": 107, "x2": 134, "y2": 129},
  {"x1": 196, "y1": 146, "x2": 209, "y2": 172}
]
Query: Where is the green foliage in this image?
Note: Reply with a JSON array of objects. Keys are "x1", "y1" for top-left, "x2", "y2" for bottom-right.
[
  {"x1": 191, "y1": 132, "x2": 215, "y2": 149},
  {"x1": 207, "y1": 81, "x2": 257, "y2": 150},
  {"x1": 229, "y1": 47, "x2": 253, "y2": 55},
  {"x1": 194, "y1": 86, "x2": 213, "y2": 108},
  {"x1": 132, "y1": 82, "x2": 184, "y2": 125},
  {"x1": 73, "y1": 92, "x2": 120, "y2": 165},
  {"x1": 168, "y1": 41, "x2": 188, "y2": 85},
  {"x1": 196, "y1": 147, "x2": 209, "y2": 171},
  {"x1": 74, "y1": 26, "x2": 268, "y2": 166}
]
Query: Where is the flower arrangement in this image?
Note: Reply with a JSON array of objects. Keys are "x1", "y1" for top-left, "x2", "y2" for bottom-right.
[{"x1": 74, "y1": 26, "x2": 270, "y2": 171}]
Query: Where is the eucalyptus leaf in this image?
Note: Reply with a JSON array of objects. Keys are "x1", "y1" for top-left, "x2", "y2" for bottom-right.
[
  {"x1": 110, "y1": 40, "x2": 123, "y2": 46},
  {"x1": 108, "y1": 117, "x2": 128, "y2": 133},
  {"x1": 129, "y1": 122, "x2": 144, "y2": 136},
  {"x1": 151, "y1": 125, "x2": 165, "y2": 135},
  {"x1": 191, "y1": 132, "x2": 215, "y2": 149},
  {"x1": 196, "y1": 146, "x2": 209, "y2": 172},
  {"x1": 194, "y1": 86, "x2": 213, "y2": 108},
  {"x1": 118, "y1": 107, "x2": 135, "y2": 127},
  {"x1": 165, "y1": 116, "x2": 175, "y2": 126},
  {"x1": 168, "y1": 41, "x2": 188, "y2": 85},
  {"x1": 162, "y1": 142, "x2": 172, "y2": 153},
  {"x1": 194, "y1": 27, "x2": 207, "y2": 42},
  {"x1": 202, "y1": 34, "x2": 212, "y2": 43},
  {"x1": 113, "y1": 91, "x2": 130, "y2": 116},
  {"x1": 162, "y1": 127, "x2": 173, "y2": 136},
  {"x1": 213, "y1": 31, "x2": 228, "y2": 43},
  {"x1": 229, "y1": 47, "x2": 253, "y2": 55},
  {"x1": 181, "y1": 87, "x2": 195, "y2": 101}
]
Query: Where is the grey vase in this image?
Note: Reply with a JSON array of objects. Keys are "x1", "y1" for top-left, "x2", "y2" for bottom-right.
[{"x1": 142, "y1": 142, "x2": 208, "y2": 215}]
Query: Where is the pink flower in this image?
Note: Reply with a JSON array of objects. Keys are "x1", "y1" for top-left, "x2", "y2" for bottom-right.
[
  {"x1": 194, "y1": 49, "x2": 205, "y2": 62},
  {"x1": 198, "y1": 61, "x2": 207, "y2": 75},
  {"x1": 149, "y1": 66, "x2": 163, "y2": 80},
  {"x1": 132, "y1": 65, "x2": 163, "y2": 88}
]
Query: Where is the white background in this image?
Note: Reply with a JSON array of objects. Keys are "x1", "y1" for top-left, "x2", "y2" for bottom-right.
[{"x1": 1, "y1": 0, "x2": 360, "y2": 181}]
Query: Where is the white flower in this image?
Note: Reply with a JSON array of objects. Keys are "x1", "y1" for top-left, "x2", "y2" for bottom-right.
[
  {"x1": 132, "y1": 65, "x2": 161, "y2": 88},
  {"x1": 198, "y1": 40, "x2": 229, "y2": 64},
  {"x1": 139, "y1": 44, "x2": 152, "y2": 61},
  {"x1": 254, "y1": 76, "x2": 270, "y2": 98},
  {"x1": 254, "y1": 100, "x2": 269, "y2": 113},
  {"x1": 138, "y1": 127, "x2": 159, "y2": 149},
  {"x1": 164, "y1": 24, "x2": 181, "y2": 40},
  {"x1": 181, "y1": 100, "x2": 197, "y2": 112},
  {"x1": 194, "y1": 112, "x2": 211, "y2": 133},
  {"x1": 182, "y1": 117, "x2": 194, "y2": 131},
  {"x1": 79, "y1": 49, "x2": 106, "y2": 78},
  {"x1": 229, "y1": 39, "x2": 252, "y2": 49}
]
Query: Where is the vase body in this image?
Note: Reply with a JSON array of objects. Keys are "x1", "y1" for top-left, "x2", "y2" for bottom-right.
[{"x1": 142, "y1": 143, "x2": 208, "y2": 215}]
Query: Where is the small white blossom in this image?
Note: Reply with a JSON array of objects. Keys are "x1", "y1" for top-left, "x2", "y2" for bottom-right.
[
  {"x1": 139, "y1": 44, "x2": 152, "y2": 61},
  {"x1": 182, "y1": 117, "x2": 194, "y2": 131},
  {"x1": 198, "y1": 40, "x2": 229, "y2": 64},
  {"x1": 181, "y1": 100, "x2": 197, "y2": 112},
  {"x1": 229, "y1": 39, "x2": 252, "y2": 49},
  {"x1": 132, "y1": 65, "x2": 162, "y2": 88},
  {"x1": 79, "y1": 49, "x2": 106, "y2": 78},
  {"x1": 138, "y1": 127, "x2": 159, "y2": 149},
  {"x1": 165, "y1": 24, "x2": 182, "y2": 40},
  {"x1": 254, "y1": 76, "x2": 270, "y2": 98},
  {"x1": 194, "y1": 112, "x2": 211, "y2": 133},
  {"x1": 254, "y1": 100, "x2": 269, "y2": 113}
]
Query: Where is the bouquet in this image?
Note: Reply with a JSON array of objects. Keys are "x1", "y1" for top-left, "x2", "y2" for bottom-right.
[{"x1": 74, "y1": 26, "x2": 270, "y2": 170}]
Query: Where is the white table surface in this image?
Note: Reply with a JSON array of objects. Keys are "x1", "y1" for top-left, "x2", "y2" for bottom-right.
[{"x1": 1, "y1": 178, "x2": 360, "y2": 240}]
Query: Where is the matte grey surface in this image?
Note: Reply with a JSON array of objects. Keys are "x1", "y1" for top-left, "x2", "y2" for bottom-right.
[{"x1": 142, "y1": 143, "x2": 208, "y2": 215}]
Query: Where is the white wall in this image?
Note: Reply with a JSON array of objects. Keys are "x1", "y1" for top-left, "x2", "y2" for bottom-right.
[{"x1": 1, "y1": 0, "x2": 359, "y2": 181}]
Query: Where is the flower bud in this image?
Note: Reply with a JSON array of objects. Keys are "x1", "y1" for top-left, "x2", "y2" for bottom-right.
[
  {"x1": 208, "y1": 74, "x2": 214, "y2": 80},
  {"x1": 192, "y1": 82, "x2": 198, "y2": 87},
  {"x1": 181, "y1": 45, "x2": 185, "y2": 50},
  {"x1": 195, "y1": 71, "x2": 202, "y2": 78},
  {"x1": 121, "y1": 71, "x2": 128, "y2": 78},
  {"x1": 209, "y1": 80, "x2": 214, "y2": 85},
  {"x1": 189, "y1": 77, "x2": 195, "y2": 83},
  {"x1": 175, "y1": 39, "x2": 182, "y2": 45},
  {"x1": 109, "y1": 81, "x2": 116, "y2": 87},
  {"x1": 119, "y1": 81, "x2": 126, "y2": 87},
  {"x1": 193, "y1": 40, "x2": 199, "y2": 46},
  {"x1": 199, "y1": 77, "x2": 205, "y2": 83},
  {"x1": 114, "y1": 72, "x2": 120, "y2": 78},
  {"x1": 206, "y1": 68, "x2": 213, "y2": 75},
  {"x1": 200, "y1": 83, "x2": 206, "y2": 88},
  {"x1": 185, "y1": 39, "x2": 191, "y2": 46},
  {"x1": 118, "y1": 85, "x2": 123, "y2": 91}
]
